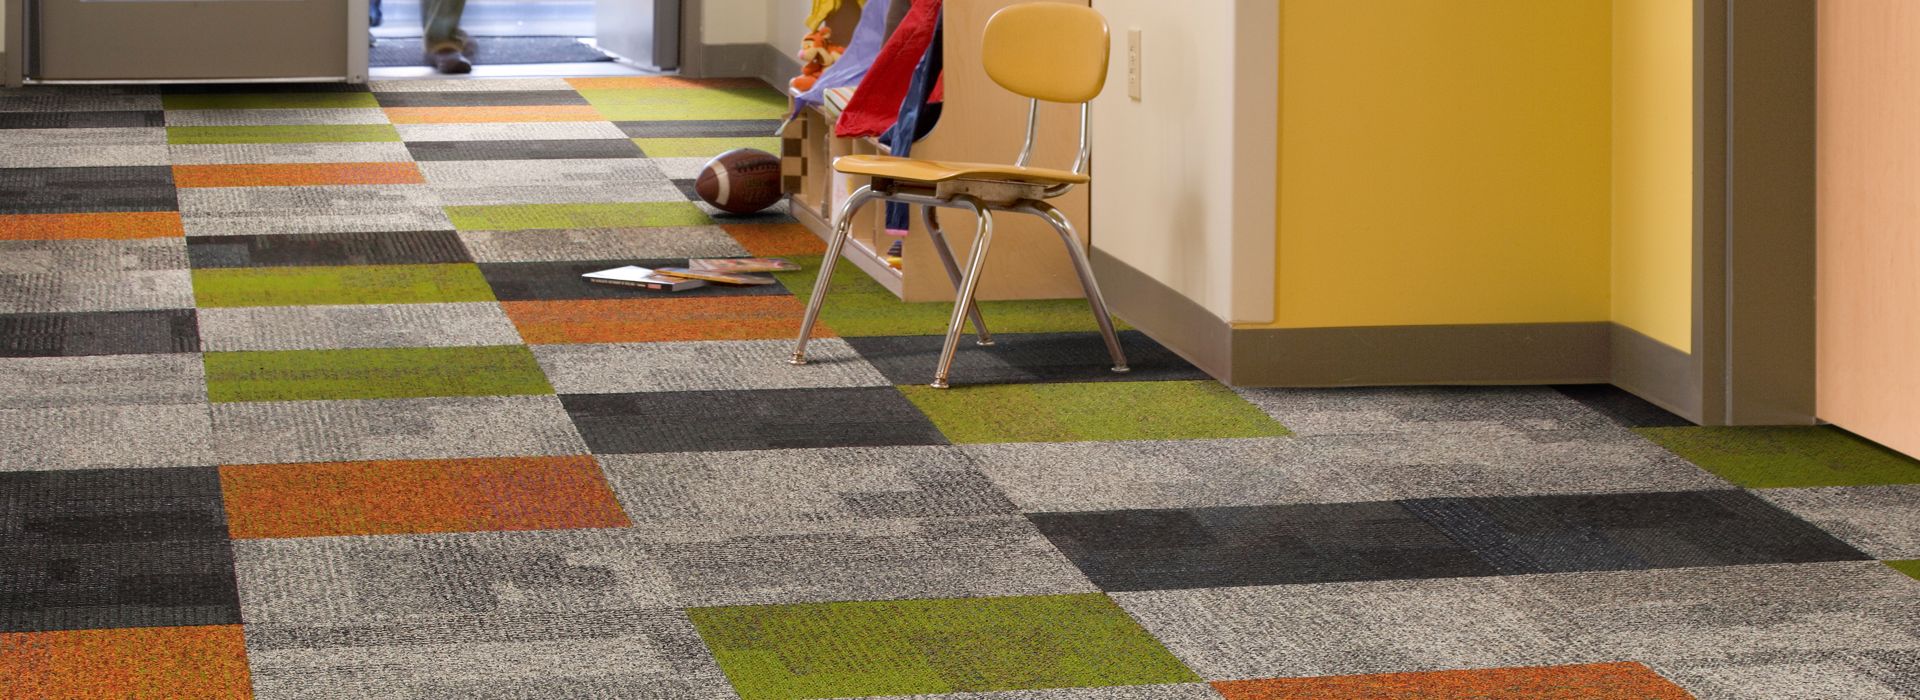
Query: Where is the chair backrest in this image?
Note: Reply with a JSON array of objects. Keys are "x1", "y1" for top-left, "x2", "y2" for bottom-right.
[{"x1": 981, "y1": 3, "x2": 1111, "y2": 104}]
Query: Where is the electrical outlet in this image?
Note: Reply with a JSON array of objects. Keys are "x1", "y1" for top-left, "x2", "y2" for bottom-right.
[{"x1": 1128, "y1": 29, "x2": 1142, "y2": 101}]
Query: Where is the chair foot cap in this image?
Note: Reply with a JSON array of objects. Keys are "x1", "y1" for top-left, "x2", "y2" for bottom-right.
[
  {"x1": 929, "y1": 379, "x2": 950, "y2": 389},
  {"x1": 975, "y1": 338, "x2": 997, "y2": 347},
  {"x1": 1110, "y1": 365, "x2": 1131, "y2": 374},
  {"x1": 788, "y1": 354, "x2": 808, "y2": 366}
]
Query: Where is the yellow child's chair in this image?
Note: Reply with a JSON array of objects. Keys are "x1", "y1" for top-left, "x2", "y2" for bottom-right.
[{"x1": 787, "y1": 3, "x2": 1128, "y2": 388}]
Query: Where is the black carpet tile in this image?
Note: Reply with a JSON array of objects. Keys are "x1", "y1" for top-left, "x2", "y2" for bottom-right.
[
  {"x1": 845, "y1": 331, "x2": 1209, "y2": 386},
  {"x1": 406, "y1": 139, "x2": 645, "y2": 162},
  {"x1": 0, "y1": 111, "x2": 166, "y2": 129},
  {"x1": 0, "y1": 309, "x2": 200, "y2": 357},
  {"x1": 0, "y1": 166, "x2": 178, "y2": 215},
  {"x1": 186, "y1": 230, "x2": 471, "y2": 269},
  {"x1": 1029, "y1": 502, "x2": 1499, "y2": 592},
  {"x1": 372, "y1": 90, "x2": 592, "y2": 108},
  {"x1": 479, "y1": 260, "x2": 789, "y2": 301},
  {"x1": 0, "y1": 468, "x2": 241, "y2": 633},
  {"x1": 670, "y1": 179, "x2": 703, "y2": 201},
  {"x1": 616, "y1": 119, "x2": 786, "y2": 138},
  {"x1": 1402, "y1": 490, "x2": 1870, "y2": 574},
  {"x1": 1554, "y1": 383, "x2": 1696, "y2": 428},
  {"x1": 561, "y1": 387, "x2": 950, "y2": 454},
  {"x1": 1032, "y1": 490, "x2": 1871, "y2": 592}
]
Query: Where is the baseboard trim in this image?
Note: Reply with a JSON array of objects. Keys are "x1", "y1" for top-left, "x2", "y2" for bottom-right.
[
  {"x1": 1094, "y1": 248, "x2": 1713, "y2": 420},
  {"x1": 1611, "y1": 323, "x2": 1704, "y2": 423},
  {"x1": 1230, "y1": 322, "x2": 1612, "y2": 387},
  {"x1": 1089, "y1": 248, "x2": 1234, "y2": 381}
]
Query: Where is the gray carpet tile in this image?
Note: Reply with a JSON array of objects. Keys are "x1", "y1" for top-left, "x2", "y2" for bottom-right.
[
  {"x1": 1113, "y1": 561, "x2": 1920, "y2": 681},
  {"x1": 1656, "y1": 651, "x2": 1920, "y2": 700},
  {"x1": 185, "y1": 230, "x2": 470, "y2": 268},
  {"x1": 368, "y1": 78, "x2": 578, "y2": 93},
  {"x1": 478, "y1": 259, "x2": 788, "y2": 300},
  {"x1": 0, "y1": 90, "x2": 161, "y2": 113},
  {"x1": 698, "y1": 198, "x2": 797, "y2": 224},
  {"x1": 163, "y1": 108, "x2": 393, "y2": 127},
  {"x1": 178, "y1": 184, "x2": 453, "y2": 236},
  {"x1": 0, "y1": 145, "x2": 172, "y2": 168},
  {"x1": 406, "y1": 138, "x2": 645, "y2": 161},
  {"x1": 0, "y1": 110, "x2": 165, "y2": 129},
  {"x1": 0, "y1": 353, "x2": 206, "y2": 408},
  {"x1": 857, "y1": 686, "x2": 1225, "y2": 700},
  {"x1": 167, "y1": 142, "x2": 416, "y2": 164},
  {"x1": 244, "y1": 609, "x2": 740, "y2": 700},
  {"x1": 1758, "y1": 485, "x2": 1920, "y2": 559},
  {"x1": 846, "y1": 332, "x2": 1208, "y2": 386},
  {"x1": 373, "y1": 90, "x2": 592, "y2": 107},
  {"x1": 0, "y1": 309, "x2": 200, "y2": 357},
  {"x1": 534, "y1": 339, "x2": 889, "y2": 394},
  {"x1": 1031, "y1": 491, "x2": 1865, "y2": 592},
  {"x1": 963, "y1": 434, "x2": 1730, "y2": 513},
  {"x1": 599, "y1": 445, "x2": 1018, "y2": 534},
  {"x1": 211, "y1": 395, "x2": 586, "y2": 465},
  {"x1": 196, "y1": 302, "x2": 522, "y2": 351},
  {"x1": 648, "y1": 515, "x2": 1097, "y2": 607},
  {"x1": 416, "y1": 157, "x2": 667, "y2": 184},
  {"x1": 0, "y1": 403, "x2": 214, "y2": 471},
  {"x1": 0, "y1": 238, "x2": 188, "y2": 274},
  {"x1": 648, "y1": 156, "x2": 717, "y2": 180},
  {"x1": 0, "y1": 466, "x2": 240, "y2": 633},
  {"x1": 1400, "y1": 490, "x2": 1869, "y2": 574},
  {"x1": 1235, "y1": 385, "x2": 1625, "y2": 437},
  {"x1": 0, "y1": 165, "x2": 177, "y2": 214},
  {"x1": 0, "y1": 126, "x2": 166, "y2": 145},
  {"x1": 0, "y1": 268, "x2": 195, "y2": 313},
  {"x1": 395, "y1": 121, "x2": 629, "y2": 142},
  {"x1": 615, "y1": 119, "x2": 786, "y2": 139},
  {"x1": 561, "y1": 387, "x2": 949, "y2": 455},
  {"x1": 457, "y1": 226, "x2": 748, "y2": 263}
]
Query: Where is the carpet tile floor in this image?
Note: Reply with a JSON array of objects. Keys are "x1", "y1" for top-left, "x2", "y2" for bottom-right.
[{"x1": 1, "y1": 79, "x2": 1918, "y2": 699}]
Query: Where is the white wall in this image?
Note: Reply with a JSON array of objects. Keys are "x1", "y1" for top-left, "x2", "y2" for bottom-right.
[
  {"x1": 1088, "y1": 0, "x2": 1278, "y2": 323},
  {"x1": 767, "y1": 0, "x2": 812, "y2": 56},
  {"x1": 703, "y1": 0, "x2": 773, "y2": 44}
]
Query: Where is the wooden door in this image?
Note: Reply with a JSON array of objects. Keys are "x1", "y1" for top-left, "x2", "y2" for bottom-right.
[{"x1": 1817, "y1": 0, "x2": 1920, "y2": 458}]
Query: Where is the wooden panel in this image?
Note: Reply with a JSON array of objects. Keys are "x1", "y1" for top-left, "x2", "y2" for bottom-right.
[
  {"x1": 37, "y1": 0, "x2": 350, "y2": 80},
  {"x1": 1817, "y1": 0, "x2": 1920, "y2": 457}
]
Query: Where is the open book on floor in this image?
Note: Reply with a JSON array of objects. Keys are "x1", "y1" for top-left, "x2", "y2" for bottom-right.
[{"x1": 582, "y1": 265, "x2": 709, "y2": 292}]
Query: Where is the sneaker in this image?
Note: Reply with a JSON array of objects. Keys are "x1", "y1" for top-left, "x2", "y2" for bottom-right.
[{"x1": 430, "y1": 48, "x2": 473, "y2": 74}]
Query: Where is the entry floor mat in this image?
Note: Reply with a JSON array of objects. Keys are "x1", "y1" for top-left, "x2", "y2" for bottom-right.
[{"x1": 369, "y1": 36, "x2": 613, "y2": 67}]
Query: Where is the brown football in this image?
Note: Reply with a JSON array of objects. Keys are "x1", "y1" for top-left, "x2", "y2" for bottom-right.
[{"x1": 694, "y1": 148, "x2": 785, "y2": 214}]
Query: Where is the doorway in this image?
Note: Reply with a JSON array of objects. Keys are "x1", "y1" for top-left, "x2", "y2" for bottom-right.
[{"x1": 368, "y1": 0, "x2": 679, "y2": 76}]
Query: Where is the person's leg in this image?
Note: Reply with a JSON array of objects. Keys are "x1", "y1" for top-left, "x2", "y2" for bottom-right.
[{"x1": 421, "y1": 0, "x2": 472, "y2": 72}]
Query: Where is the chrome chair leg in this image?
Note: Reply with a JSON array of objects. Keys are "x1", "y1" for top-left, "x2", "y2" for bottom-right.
[
  {"x1": 932, "y1": 197, "x2": 995, "y2": 388},
  {"x1": 921, "y1": 205, "x2": 993, "y2": 346},
  {"x1": 791, "y1": 186, "x2": 876, "y2": 365},
  {"x1": 1021, "y1": 200, "x2": 1129, "y2": 373}
]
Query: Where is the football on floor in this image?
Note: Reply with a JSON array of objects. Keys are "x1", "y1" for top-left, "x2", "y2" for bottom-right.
[{"x1": 695, "y1": 148, "x2": 784, "y2": 214}]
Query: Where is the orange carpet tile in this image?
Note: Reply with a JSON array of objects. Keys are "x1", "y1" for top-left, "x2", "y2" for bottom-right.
[
  {"x1": 0, "y1": 212, "x2": 183, "y2": 240},
  {"x1": 501, "y1": 296, "x2": 831, "y2": 344},
  {"x1": 1212, "y1": 662, "x2": 1697, "y2": 700},
  {"x1": 171, "y1": 163, "x2": 425, "y2": 188},
  {"x1": 0, "y1": 626, "x2": 252, "y2": 699}
]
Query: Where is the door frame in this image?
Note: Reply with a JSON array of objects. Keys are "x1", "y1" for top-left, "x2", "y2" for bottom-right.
[{"x1": 2, "y1": 0, "x2": 366, "y2": 86}]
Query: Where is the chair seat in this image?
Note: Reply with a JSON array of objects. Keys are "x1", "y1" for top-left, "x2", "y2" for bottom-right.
[{"x1": 833, "y1": 154, "x2": 1091, "y2": 186}]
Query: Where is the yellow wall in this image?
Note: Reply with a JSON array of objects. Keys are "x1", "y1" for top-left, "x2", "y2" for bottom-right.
[
  {"x1": 1612, "y1": 0, "x2": 1695, "y2": 352},
  {"x1": 1263, "y1": 0, "x2": 1614, "y2": 329}
]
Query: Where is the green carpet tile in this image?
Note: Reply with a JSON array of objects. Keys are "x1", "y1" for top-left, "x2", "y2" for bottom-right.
[
  {"x1": 446, "y1": 202, "x2": 713, "y2": 231},
  {"x1": 773, "y1": 255, "x2": 1130, "y2": 337},
  {"x1": 1888, "y1": 560, "x2": 1920, "y2": 580},
  {"x1": 900, "y1": 380, "x2": 1290, "y2": 444},
  {"x1": 161, "y1": 92, "x2": 383, "y2": 110},
  {"x1": 166, "y1": 124, "x2": 403, "y2": 145},
  {"x1": 580, "y1": 87, "x2": 789, "y2": 121},
  {"x1": 1635, "y1": 425, "x2": 1920, "y2": 488},
  {"x1": 192, "y1": 264, "x2": 497, "y2": 307},
  {"x1": 633, "y1": 136, "x2": 784, "y2": 158},
  {"x1": 689, "y1": 593, "x2": 1199, "y2": 699},
  {"x1": 204, "y1": 345, "x2": 552, "y2": 402}
]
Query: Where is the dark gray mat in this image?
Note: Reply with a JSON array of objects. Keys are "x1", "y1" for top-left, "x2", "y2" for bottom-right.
[{"x1": 370, "y1": 36, "x2": 613, "y2": 67}]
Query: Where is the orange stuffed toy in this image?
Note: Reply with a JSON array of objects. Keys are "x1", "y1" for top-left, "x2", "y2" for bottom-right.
[{"x1": 790, "y1": 26, "x2": 846, "y2": 92}]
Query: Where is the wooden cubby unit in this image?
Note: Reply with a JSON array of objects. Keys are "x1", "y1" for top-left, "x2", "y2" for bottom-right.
[{"x1": 781, "y1": 0, "x2": 1094, "y2": 302}]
